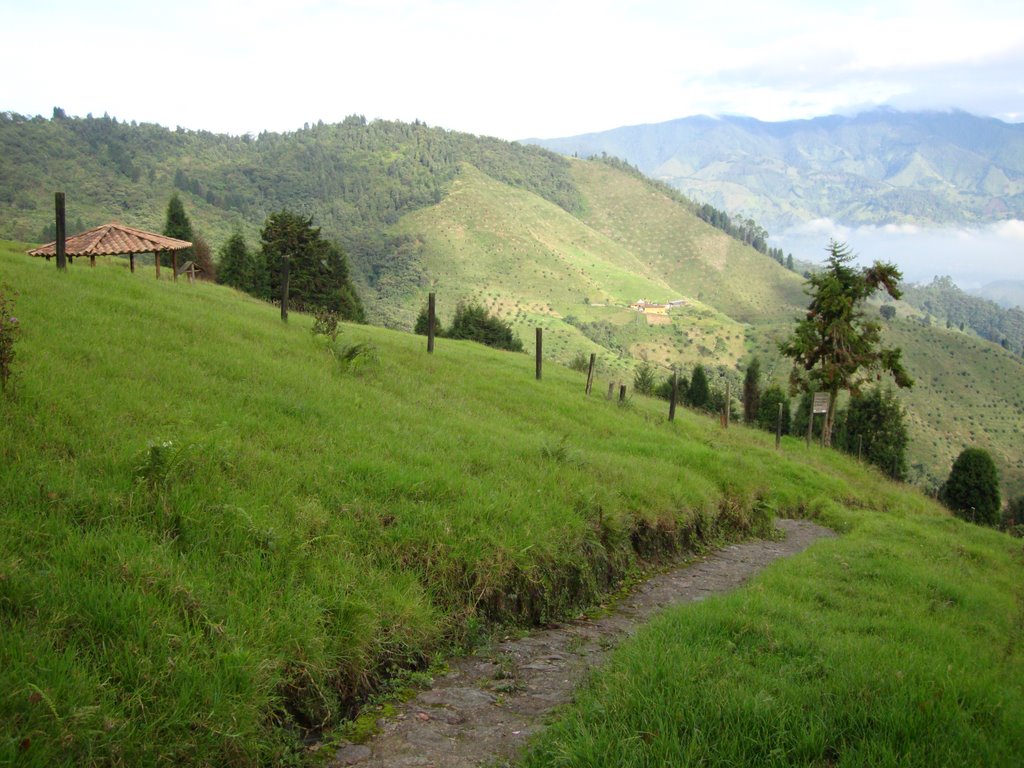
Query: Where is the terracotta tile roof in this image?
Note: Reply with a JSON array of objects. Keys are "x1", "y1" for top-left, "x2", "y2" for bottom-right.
[{"x1": 28, "y1": 223, "x2": 192, "y2": 258}]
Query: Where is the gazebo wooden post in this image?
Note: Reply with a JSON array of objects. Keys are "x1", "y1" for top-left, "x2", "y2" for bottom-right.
[
  {"x1": 172, "y1": 252, "x2": 178, "y2": 282},
  {"x1": 155, "y1": 251, "x2": 161, "y2": 280},
  {"x1": 129, "y1": 253, "x2": 135, "y2": 273},
  {"x1": 90, "y1": 255, "x2": 96, "y2": 268},
  {"x1": 55, "y1": 192, "x2": 66, "y2": 271}
]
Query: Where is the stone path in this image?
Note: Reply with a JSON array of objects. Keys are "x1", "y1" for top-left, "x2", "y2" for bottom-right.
[{"x1": 330, "y1": 518, "x2": 836, "y2": 767}]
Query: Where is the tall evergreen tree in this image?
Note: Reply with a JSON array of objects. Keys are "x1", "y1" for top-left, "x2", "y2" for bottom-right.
[
  {"x1": 260, "y1": 210, "x2": 364, "y2": 321},
  {"x1": 742, "y1": 357, "x2": 762, "y2": 423},
  {"x1": 216, "y1": 233, "x2": 252, "y2": 292},
  {"x1": 940, "y1": 448, "x2": 1001, "y2": 526},
  {"x1": 688, "y1": 364, "x2": 710, "y2": 410},
  {"x1": 836, "y1": 386, "x2": 909, "y2": 480},
  {"x1": 780, "y1": 240, "x2": 912, "y2": 446},
  {"x1": 161, "y1": 192, "x2": 194, "y2": 267}
]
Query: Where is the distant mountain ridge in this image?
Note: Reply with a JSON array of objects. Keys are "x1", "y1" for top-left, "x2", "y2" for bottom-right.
[{"x1": 525, "y1": 109, "x2": 1024, "y2": 230}]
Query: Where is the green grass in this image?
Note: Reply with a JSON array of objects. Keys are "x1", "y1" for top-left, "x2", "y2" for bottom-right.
[
  {"x1": 882, "y1": 319, "x2": 1024, "y2": 498},
  {"x1": 0, "y1": 245, "x2": 1016, "y2": 766},
  {"x1": 522, "y1": 504, "x2": 1024, "y2": 767}
]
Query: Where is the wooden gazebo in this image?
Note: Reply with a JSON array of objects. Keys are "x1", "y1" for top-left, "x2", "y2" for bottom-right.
[{"x1": 29, "y1": 223, "x2": 192, "y2": 279}]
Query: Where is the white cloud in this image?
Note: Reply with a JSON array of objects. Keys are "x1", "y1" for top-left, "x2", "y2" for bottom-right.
[{"x1": 773, "y1": 220, "x2": 1024, "y2": 286}]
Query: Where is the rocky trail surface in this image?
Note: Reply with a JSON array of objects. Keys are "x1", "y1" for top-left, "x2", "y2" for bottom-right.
[{"x1": 330, "y1": 518, "x2": 836, "y2": 767}]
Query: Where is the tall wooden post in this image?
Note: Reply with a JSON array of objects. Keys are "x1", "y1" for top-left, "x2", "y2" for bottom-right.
[
  {"x1": 129, "y1": 253, "x2": 135, "y2": 273},
  {"x1": 806, "y1": 391, "x2": 815, "y2": 448},
  {"x1": 172, "y1": 251, "x2": 179, "y2": 282},
  {"x1": 280, "y1": 255, "x2": 290, "y2": 322},
  {"x1": 606, "y1": 382, "x2": 614, "y2": 400},
  {"x1": 668, "y1": 369, "x2": 678, "y2": 422},
  {"x1": 858, "y1": 435, "x2": 863, "y2": 461},
  {"x1": 427, "y1": 292, "x2": 436, "y2": 354},
  {"x1": 619, "y1": 384, "x2": 626, "y2": 402},
  {"x1": 723, "y1": 382, "x2": 730, "y2": 428},
  {"x1": 155, "y1": 250, "x2": 161, "y2": 279},
  {"x1": 535, "y1": 328, "x2": 543, "y2": 380},
  {"x1": 775, "y1": 402, "x2": 783, "y2": 449},
  {"x1": 55, "y1": 192, "x2": 66, "y2": 271},
  {"x1": 89, "y1": 255, "x2": 96, "y2": 268},
  {"x1": 585, "y1": 353, "x2": 596, "y2": 395}
]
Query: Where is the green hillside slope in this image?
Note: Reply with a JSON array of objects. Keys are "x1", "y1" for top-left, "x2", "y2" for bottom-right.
[
  {"x1": 884, "y1": 320, "x2": 1024, "y2": 497},
  {"x1": 1, "y1": 245, "x2": 994, "y2": 766},
  {"x1": 569, "y1": 159, "x2": 807, "y2": 324}
]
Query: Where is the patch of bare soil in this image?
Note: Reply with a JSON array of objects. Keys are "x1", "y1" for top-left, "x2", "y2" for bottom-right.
[{"x1": 330, "y1": 518, "x2": 835, "y2": 767}]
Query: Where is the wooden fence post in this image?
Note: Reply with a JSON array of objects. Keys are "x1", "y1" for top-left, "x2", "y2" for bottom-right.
[
  {"x1": 668, "y1": 370, "x2": 678, "y2": 422},
  {"x1": 806, "y1": 391, "x2": 815, "y2": 448},
  {"x1": 55, "y1": 192, "x2": 66, "y2": 271},
  {"x1": 606, "y1": 382, "x2": 614, "y2": 400},
  {"x1": 535, "y1": 328, "x2": 542, "y2": 380},
  {"x1": 858, "y1": 434, "x2": 863, "y2": 461},
  {"x1": 280, "y1": 255, "x2": 290, "y2": 322},
  {"x1": 723, "y1": 382, "x2": 730, "y2": 428},
  {"x1": 585, "y1": 353, "x2": 596, "y2": 395},
  {"x1": 619, "y1": 384, "x2": 627, "y2": 402},
  {"x1": 775, "y1": 402, "x2": 783, "y2": 449},
  {"x1": 427, "y1": 292, "x2": 436, "y2": 354}
]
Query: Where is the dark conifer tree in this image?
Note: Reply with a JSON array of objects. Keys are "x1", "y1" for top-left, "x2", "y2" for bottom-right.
[{"x1": 162, "y1": 192, "x2": 194, "y2": 267}]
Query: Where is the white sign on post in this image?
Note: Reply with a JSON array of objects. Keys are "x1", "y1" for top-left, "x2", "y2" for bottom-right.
[{"x1": 812, "y1": 392, "x2": 830, "y2": 414}]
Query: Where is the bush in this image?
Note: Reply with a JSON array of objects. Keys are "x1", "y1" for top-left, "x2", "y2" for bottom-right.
[
  {"x1": 836, "y1": 386, "x2": 909, "y2": 480},
  {"x1": 939, "y1": 448, "x2": 1002, "y2": 526},
  {"x1": 445, "y1": 302, "x2": 523, "y2": 352},
  {"x1": 1003, "y1": 496, "x2": 1024, "y2": 536},
  {"x1": 413, "y1": 304, "x2": 442, "y2": 337},
  {"x1": 568, "y1": 351, "x2": 591, "y2": 373},
  {"x1": 633, "y1": 362, "x2": 656, "y2": 395},
  {"x1": 757, "y1": 385, "x2": 791, "y2": 435},
  {"x1": 0, "y1": 283, "x2": 19, "y2": 393}
]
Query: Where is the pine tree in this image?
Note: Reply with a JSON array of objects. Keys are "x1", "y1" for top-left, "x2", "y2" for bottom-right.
[
  {"x1": 742, "y1": 357, "x2": 762, "y2": 423},
  {"x1": 779, "y1": 240, "x2": 912, "y2": 446},
  {"x1": 940, "y1": 448, "x2": 1001, "y2": 526},
  {"x1": 837, "y1": 386, "x2": 909, "y2": 480},
  {"x1": 162, "y1": 193, "x2": 194, "y2": 267},
  {"x1": 260, "y1": 210, "x2": 364, "y2": 321},
  {"x1": 688, "y1": 364, "x2": 710, "y2": 410},
  {"x1": 217, "y1": 233, "x2": 252, "y2": 292}
]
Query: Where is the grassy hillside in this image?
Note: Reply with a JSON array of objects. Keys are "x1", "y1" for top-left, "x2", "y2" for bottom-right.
[
  {"x1": 523, "y1": 500, "x2": 1024, "y2": 767},
  {"x1": 569, "y1": 159, "x2": 807, "y2": 325},
  {"x1": 391, "y1": 163, "x2": 748, "y2": 378},
  {"x1": 1, "y1": 245, "x2": 1004, "y2": 766},
  {"x1": 884, "y1": 319, "x2": 1024, "y2": 497}
]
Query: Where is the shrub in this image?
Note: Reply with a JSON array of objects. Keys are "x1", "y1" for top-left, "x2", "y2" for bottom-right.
[
  {"x1": 568, "y1": 351, "x2": 590, "y2": 373},
  {"x1": 1003, "y1": 496, "x2": 1024, "y2": 537},
  {"x1": 633, "y1": 362, "x2": 656, "y2": 395},
  {"x1": 0, "y1": 283, "x2": 19, "y2": 393},
  {"x1": 939, "y1": 448, "x2": 1001, "y2": 526},
  {"x1": 757, "y1": 385, "x2": 791, "y2": 435},
  {"x1": 445, "y1": 302, "x2": 523, "y2": 352},
  {"x1": 312, "y1": 308, "x2": 341, "y2": 342},
  {"x1": 413, "y1": 304, "x2": 441, "y2": 337}
]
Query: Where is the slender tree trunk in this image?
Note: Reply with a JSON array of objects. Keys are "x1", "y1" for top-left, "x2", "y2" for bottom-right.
[{"x1": 823, "y1": 389, "x2": 839, "y2": 447}]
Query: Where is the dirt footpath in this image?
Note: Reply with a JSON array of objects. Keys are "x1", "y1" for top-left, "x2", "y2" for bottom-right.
[{"x1": 330, "y1": 518, "x2": 836, "y2": 767}]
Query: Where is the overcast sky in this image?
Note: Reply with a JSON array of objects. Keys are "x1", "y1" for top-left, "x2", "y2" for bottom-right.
[{"x1": 3, "y1": 0, "x2": 1023, "y2": 139}]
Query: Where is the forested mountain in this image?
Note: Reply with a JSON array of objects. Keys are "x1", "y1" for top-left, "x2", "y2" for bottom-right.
[
  {"x1": 974, "y1": 280, "x2": 1024, "y2": 310},
  {"x1": 902, "y1": 276, "x2": 1024, "y2": 355},
  {"x1": 526, "y1": 109, "x2": 1024, "y2": 229},
  {"x1": 0, "y1": 110, "x2": 579, "y2": 283}
]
